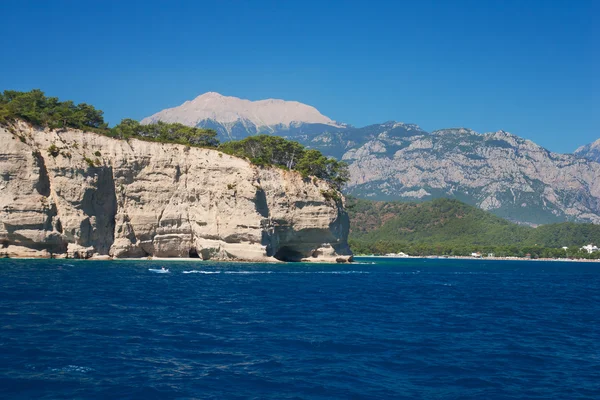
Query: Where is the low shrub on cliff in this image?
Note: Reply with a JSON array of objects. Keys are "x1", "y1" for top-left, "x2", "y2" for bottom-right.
[
  {"x1": 83, "y1": 156, "x2": 95, "y2": 168},
  {"x1": 0, "y1": 90, "x2": 219, "y2": 149},
  {"x1": 0, "y1": 89, "x2": 107, "y2": 131},
  {"x1": 321, "y1": 189, "x2": 342, "y2": 203},
  {"x1": 220, "y1": 135, "x2": 349, "y2": 189},
  {"x1": 47, "y1": 144, "x2": 60, "y2": 157},
  {"x1": 108, "y1": 118, "x2": 219, "y2": 148}
]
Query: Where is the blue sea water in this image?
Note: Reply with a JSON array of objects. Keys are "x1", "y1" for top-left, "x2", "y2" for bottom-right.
[{"x1": 0, "y1": 258, "x2": 598, "y2": 399}]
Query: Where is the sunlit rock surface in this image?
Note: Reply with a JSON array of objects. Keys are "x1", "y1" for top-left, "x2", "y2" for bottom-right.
[{"x1": 0, "y1": 122, "x2": 351, "y2": 262}]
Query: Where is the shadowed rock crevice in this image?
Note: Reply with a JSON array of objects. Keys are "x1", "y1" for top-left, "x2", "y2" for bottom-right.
[
  {"x1": 33, "y1": 151, "x2": 51, "y2": 196},
  {"x1": 80, "y1": 167, "x2": 117, "y2": 254},
  {"x1": 188, "y1": 247, "x2": 200, "y2": 258},
  {"x1": 261, "y1": 231, "x2": 275, "y2": 257},
  {"x1": 199, "y1": 248, "x2": 213, "y2": 260},
  {"x1": 174, "y1": 165, "x2": 181, "y2": 183},
  {"x1": 254, "y1": 187, "x2": 269, "y2": 218}
]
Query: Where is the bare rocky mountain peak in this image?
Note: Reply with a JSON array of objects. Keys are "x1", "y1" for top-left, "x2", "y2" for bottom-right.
[
  {"x1": 141, "y1": 92, "x2": 343, "y2": 136},
  {"x1": 575, "y1": 138, "x2": 600, "y2": 163}
]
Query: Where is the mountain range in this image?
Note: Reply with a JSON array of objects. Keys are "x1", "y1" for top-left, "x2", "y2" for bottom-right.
[
  {"x1": 142, "y1": 93, "x2": 600, "y2": 225},
  {"x1": 575, "y1": 139, "x2": 600, "y2": 163}
]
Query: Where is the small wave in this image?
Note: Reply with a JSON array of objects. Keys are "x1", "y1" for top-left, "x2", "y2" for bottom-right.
[
  {"x1": 452, "y1": 271, "x2": 492, "y2": 275},
  {"x1": 229, "y1": 271, "x2": 371, "y2": 275},
  {"x1": 392, "y1": 271, "x2": 421, "y2": 275},
  {"x1": 183, "y1": 270, "x2": 220, "y2": 274},
  {"x1": 148, "y1": 269, "x2": 170, "y2": 274},
  {"x1": 315, "y1": 271, "x2": 369, "y2": 274},
  {"x1": 182, "y1": 270, "x2": 371, "y2": 275},
  {"x1": 223, "y1": 271, "x2": 273, "y2": 274},
  {"x1": 227, "y1": 271, "x2": 369, "y2": 275},
  {"x1": 48, "y1": 365, "x2": 94, "y2": 374}
]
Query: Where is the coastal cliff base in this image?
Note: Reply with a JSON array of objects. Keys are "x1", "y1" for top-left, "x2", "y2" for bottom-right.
[{"x1": 0, "y1": 123, "x2": 352, "y2": 263}]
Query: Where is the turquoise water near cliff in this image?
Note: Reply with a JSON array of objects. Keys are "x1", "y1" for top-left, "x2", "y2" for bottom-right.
[{"x1": 0, "y1": 258, "x2": 598, "y2": 399}]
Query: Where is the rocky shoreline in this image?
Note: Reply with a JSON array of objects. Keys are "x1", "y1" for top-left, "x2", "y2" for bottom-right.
[{"x1": 0, "y1": 251, "x2": 354, "y2": 263}]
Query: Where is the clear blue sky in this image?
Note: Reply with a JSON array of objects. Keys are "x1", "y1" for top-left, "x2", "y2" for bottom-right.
[{"x1": 0, "y1": 0, "x2": 597, "y2": 152}]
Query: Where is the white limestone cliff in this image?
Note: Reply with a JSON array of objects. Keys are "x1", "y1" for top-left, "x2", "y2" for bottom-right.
[{"x1": 0, "y1": 122, "x2": 352, "y2": 262}]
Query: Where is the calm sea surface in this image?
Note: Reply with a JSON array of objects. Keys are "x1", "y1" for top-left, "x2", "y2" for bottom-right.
[{"x1": 0, "y1": 258, "x2": 598, "y2": 399}]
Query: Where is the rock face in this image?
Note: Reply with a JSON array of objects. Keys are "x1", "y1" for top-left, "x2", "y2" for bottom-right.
[
  {"x1": 290, "y1": 124, "x2": 600, "y2": 225},
  {"x1": 575, "y1": 139, "x2": 600, "y2": 163},
  {"x1": 0, "y1": 122, "x2": 352, "y2": 261},
  {"x1": 141, "y1": 92, "x2": 345, "y2": 141}
]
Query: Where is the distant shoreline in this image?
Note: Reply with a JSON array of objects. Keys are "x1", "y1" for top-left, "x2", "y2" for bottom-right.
[
  {"x1": 2, "y1": 254, "x2": 598, "y2": 263},
  {"x1": 356, "y1": 255, "x2": 600, "y2": 263}
]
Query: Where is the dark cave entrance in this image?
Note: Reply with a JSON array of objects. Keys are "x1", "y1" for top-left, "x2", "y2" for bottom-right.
[
  {"x1": 189, "y1": 248, "x2": 200, "y2": 259},
  {"x1": 273, "y1": 246, "x2": 305, "y2": 262}
]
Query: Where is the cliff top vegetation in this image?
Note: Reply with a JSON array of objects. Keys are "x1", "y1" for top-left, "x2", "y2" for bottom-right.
[{"x1": 0, "y1": 89, "x2": 348, "y2": 189}]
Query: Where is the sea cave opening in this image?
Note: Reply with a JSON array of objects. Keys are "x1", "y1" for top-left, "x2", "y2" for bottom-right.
[
  {"x1": 189, "y1": 247, "x2": 200, "y2": 259},
  {"x1": 273, "y1": 246, "x2": 305, "y2": 262}
]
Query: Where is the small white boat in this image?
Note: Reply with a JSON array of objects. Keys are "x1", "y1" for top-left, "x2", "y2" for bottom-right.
[{"x1": 149, "y1": 267, "x2": 170, "y2": 273}]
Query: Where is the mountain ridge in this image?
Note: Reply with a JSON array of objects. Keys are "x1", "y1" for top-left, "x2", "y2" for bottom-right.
[
  {"x1": 575, "y1": 138, "x2": 600, "y2": 163},
  {"x1": 330, "y1": 125, "x2": 600, "y2": 225},
  {"x1": 143, "y1": 93, "x2": 600, "y2": 225}
]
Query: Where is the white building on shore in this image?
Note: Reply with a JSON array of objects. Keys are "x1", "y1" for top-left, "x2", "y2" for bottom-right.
[
  {"x1": 581, "y1": 244, "x2": 599, "y2": 254},
  {"x1": 384, "y1": 252, "x2": 410, "y2": 258}
]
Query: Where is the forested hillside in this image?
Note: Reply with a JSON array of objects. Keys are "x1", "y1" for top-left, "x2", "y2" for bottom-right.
[{"x1": 347, "y1": 197, "x2": 600, "y2": 258}]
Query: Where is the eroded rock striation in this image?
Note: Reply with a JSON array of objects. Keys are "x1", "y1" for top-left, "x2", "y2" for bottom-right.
[{"x1": 0, "y1": 122, "x2": 352, "y2": 261}]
